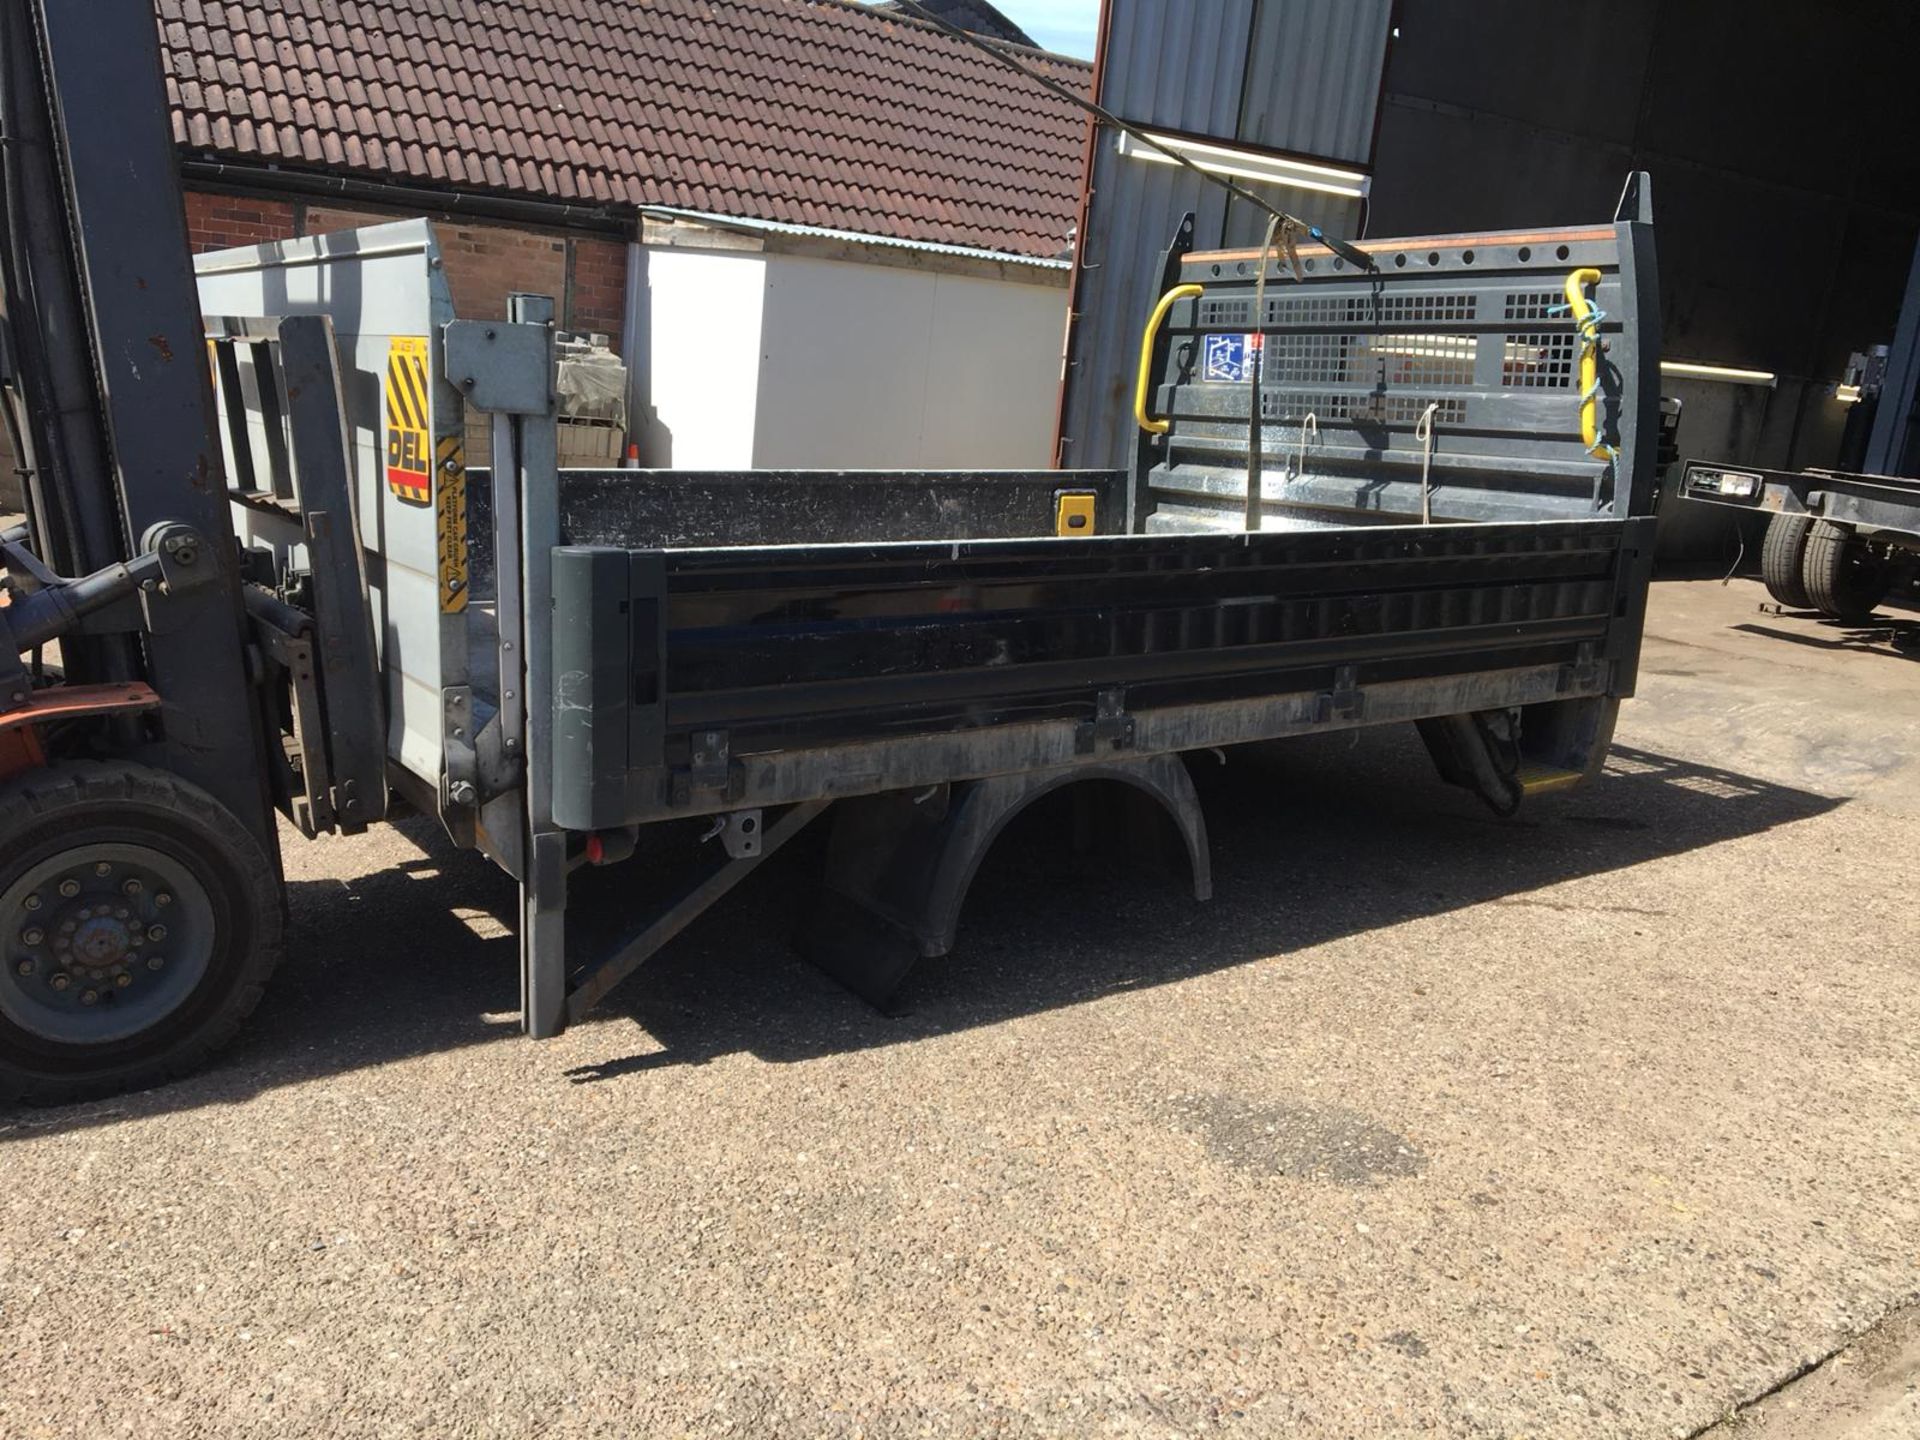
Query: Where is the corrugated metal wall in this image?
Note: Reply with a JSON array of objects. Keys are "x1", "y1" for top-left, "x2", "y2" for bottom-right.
[
  {"x1": 1367, "y1": 0, "x2": 1920, "y2": 559},
  {"x1": 1056, "y1": 0, "x2": 1392, "y2": 472}
]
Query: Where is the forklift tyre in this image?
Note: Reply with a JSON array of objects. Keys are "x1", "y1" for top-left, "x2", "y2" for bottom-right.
[
  {"x1": 0, "y1": 761, "x2": 282, "y2": 1106},
  {"x1": 1759, "y1": 513, "x2": 1813, "y2": 608},
  {"x1": 1801, "y1": 521, "x2": 1888, "y2": 624}
]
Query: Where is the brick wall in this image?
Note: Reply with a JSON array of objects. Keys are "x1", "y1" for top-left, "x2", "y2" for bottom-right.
[
  {"x1": 570, "y1": 238, "x2": 629, "y2": 340},
  {"x1": 435, "y1": 224, "x2": 571, "y2": 325},
  {"x1": 183, "y1": 191, "x2": 299, "y2": 252}
]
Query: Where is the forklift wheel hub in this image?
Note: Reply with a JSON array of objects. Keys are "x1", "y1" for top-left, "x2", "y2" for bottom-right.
[
  {"x1": 1, "y1": 843, "x2": 212, "y2": 1045},
  {"x1": 72, "y1": 914, "x2": 132, "y2": 965}
]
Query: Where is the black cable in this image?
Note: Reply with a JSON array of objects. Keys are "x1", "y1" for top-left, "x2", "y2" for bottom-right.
[{"x1": 884, "y1": 0, "x2": 1376, "y2": 273}]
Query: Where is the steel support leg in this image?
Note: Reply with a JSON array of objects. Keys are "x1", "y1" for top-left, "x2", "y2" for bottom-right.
[{"x1": 521, "y1": 830, "x2": 569, "y2": 1038}]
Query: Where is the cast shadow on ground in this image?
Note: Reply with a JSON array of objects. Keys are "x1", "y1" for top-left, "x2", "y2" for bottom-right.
[
  {"x1": 0, "y1": 725, "x2": 1843, "y2": 1140},
  {"x1": 562, "y1": 728, "x2": 1844, "y2": 1082},
  {"x1": 1732, "y1": 613, "x2": 1920, "y2": 659}
]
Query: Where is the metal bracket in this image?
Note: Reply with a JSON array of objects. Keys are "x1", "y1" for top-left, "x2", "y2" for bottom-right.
[
  {"x1": 0, "y1": 616, "x2": 31, "y2": 712},
  {"x1": 1557, "y1": 642, "x2": 1604, "y2": 694},
  {"x1": 472, "y1": 709, "x2": 525, "y2": 797},
  {"x1": 1074, "y1": 687, "x2": 1136, "y2": 754},
  {"x1": 443, "y1": 319, "x2": 555, "y2": 415},
  {"x1": 720, "y1": 809, "x2": 763, "y2": 859},
  {"x1": 442, "y1": 685, "x2": 479, "y2": 807},
  {"x1": 1315, "y1": 665, "x2": 1366, "y2": 722},
  {"x1": 670, "y1": 728, "x2": 744, "y2": 807}
]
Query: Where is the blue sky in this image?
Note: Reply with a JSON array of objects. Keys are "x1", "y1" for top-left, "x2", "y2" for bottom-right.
[{"x1": 993, "y1": 0, "x2": 1100, "y2": 57}]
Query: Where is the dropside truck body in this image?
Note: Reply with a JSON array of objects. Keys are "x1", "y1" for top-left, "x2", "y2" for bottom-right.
[{"x1": 0, "y1": 0, "x2": 1663, "y2": 1101}]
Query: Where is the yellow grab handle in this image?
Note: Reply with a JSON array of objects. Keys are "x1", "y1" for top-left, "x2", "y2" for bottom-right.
[
  {"x1": 1135, "y1": 283, "x2": 1205, "y2": 435},
  {"x1": 1563, "y1": 267, "x2": 1606, "y2": 457}
]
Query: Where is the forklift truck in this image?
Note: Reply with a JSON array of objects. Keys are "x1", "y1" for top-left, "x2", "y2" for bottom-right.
[{"x1": 0, "y1": 0, "x2": 1662, "y2": 1102}]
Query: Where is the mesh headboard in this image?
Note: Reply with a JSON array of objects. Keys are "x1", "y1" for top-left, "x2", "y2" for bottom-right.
[{"x1": 1138, "y1": 180, "x2": 1659, "y2": 532}]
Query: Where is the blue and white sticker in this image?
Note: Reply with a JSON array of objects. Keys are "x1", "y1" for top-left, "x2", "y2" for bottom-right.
[{"x1": 1203, "y1": 333, "x2": 1261, "y2": 383}]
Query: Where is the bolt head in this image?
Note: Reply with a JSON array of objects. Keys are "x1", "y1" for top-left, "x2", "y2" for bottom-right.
[
  {"x1": 121, "y1": 879, "x2": 143, "y2": 897},
  {"x1": 57, "y1": 880, "x2": 81, "y2": 898},
  {"x1": 16, "y1": 959, "x2": 35, "y2": 976},
  {"x1": 93, "y1": 863, "x2": 111, "y2": 878},
  {"x1": 146, "y1": 956, "x2": 164, "y2": 971},
  {"x1": 147, "y1": 925, "x2": 167, "y2": 942},
  {"x1": 49, "y1": 973, "x2": 70, "y2": 991},
  {"x1": 114, "y1": 973, "x2": 133, "y2": 989},
  {"x1": 79, "y1": 989, "x2": 97, "y2": 1006},
  {"x1": 23, "y1": 894, "x2": 40, "y2": 911},
  {"x1": 155, "y1": 893, "x2": 172, "y2": 908},
  {"x1": 21, "y1": 927, "x2": 44, "y2": 946}
]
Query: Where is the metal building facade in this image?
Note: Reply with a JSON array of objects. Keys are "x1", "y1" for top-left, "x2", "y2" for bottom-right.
[
  {"x1": 1366, "y1": 0, "x2": 1920, "y2": 557},
  {"x1": 1056, "y1": 0, "x2": 1393, "y2": 471}
]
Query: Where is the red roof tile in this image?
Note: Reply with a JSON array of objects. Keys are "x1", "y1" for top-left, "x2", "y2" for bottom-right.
[{"x1": 157, "y1": 0, "x2": 1092, "y2": 259}]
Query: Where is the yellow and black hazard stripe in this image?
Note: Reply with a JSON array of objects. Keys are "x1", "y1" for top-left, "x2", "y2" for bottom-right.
[
  {"x1": 384, "y1": 336, "x2": 432, "y2": 507},
  {"x1": 435, "y1": 433, "x2": 469, "y2": 614}
]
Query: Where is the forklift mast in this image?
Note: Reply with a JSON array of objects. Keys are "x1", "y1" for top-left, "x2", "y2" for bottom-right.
[{"x1": 0, "y1": 0, "x2": 277, "y2": 856}]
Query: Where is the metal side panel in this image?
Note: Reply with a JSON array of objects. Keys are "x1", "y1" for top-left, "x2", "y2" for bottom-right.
[
  {"x1": 549, "y1": 516, "x2": 1639, "y2": 829},
  {"x1": 194, "y1": 221, "x2": 469, "y2": 798}
]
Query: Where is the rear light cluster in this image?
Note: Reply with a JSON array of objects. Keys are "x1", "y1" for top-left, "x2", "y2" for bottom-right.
[{"x1": 1687, "y1": 467, "x2": 1763, "y2": 500}]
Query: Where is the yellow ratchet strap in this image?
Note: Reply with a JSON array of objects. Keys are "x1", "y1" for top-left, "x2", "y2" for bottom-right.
[
  {"x1": 1563, "y1": 267, "x2": 1611, "y2": 459},
  {"x1": 1134, "y1": 283, "x2": 1204, "y2": 434}
]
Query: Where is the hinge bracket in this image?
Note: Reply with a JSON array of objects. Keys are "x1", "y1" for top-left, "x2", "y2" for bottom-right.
[
  {"x1": 1074, "y1": 687, "x2": 1136, "y2": 754},
  {"x1": 1557, "y1": 641, "x2": 1604, "y2": 694},
  {"x1": 670, "y1": 728, "x2": 744, "y2": 806},
  {"x1": 1315, "y1": 665, "x2": 1366, "y2": 722}
]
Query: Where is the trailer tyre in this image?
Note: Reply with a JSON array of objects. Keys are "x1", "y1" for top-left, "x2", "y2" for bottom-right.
[
  {"x1": 1801, "y1": 521, "x2": 1888, "y2": 624},
  {"x1": 0, "y1": 761, "x2": 282, "y2": 1106},
  {"x1": 1759, "y1": 513, "x2": 1814, "y2": 608}
]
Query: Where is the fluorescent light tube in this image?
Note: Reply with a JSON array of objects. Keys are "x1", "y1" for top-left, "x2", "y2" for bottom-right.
[
  {"x1": 1660, "y1": 360, "x2": 1776, "y2": 386},
  {"x1": 1116, "y1": 130, "x2": 1370, "y2": 201}
]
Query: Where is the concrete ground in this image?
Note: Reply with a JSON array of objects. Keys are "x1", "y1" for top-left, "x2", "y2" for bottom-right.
[{"x1": 1, "y1": 575, "x2": 1916, "y2": 1439}]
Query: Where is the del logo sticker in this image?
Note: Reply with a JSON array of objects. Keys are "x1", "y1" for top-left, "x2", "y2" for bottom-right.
[{"x1": 385, "y1": 335, "x2": 432, "y2": 507}]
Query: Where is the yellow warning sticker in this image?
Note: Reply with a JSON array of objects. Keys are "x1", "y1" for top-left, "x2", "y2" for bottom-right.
[
  {"x1": 384, "y1": 335, "x2": 432, "y2": 508},
  {"x1": 436, "y1": 434, "x2": 469, "y2": 614}
]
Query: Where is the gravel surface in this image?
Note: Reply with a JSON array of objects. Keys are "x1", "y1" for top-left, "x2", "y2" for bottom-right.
[{"x1": 2, "y1": 577, "x2": 1917, "y2": 1439}]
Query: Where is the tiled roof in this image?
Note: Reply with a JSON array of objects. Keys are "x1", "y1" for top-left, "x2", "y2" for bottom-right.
[{"x1": 157, "y1": 0, "x2": 1093, "y2": 259}]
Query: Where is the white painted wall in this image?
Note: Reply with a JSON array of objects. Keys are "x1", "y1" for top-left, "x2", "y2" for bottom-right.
[
  {"x1": 641, "y1": 248, "x2": 766, "y2": 469},
  {"x1": 637, "y1": 240, "x2": 1068, "y2": 471},
  {"x1": 753, "y1": 253, "x2": 1067, "y2": 469}
]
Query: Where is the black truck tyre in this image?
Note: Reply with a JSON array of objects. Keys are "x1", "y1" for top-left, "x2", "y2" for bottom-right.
[
  {"x1": 1801, "y1": 521, "x2": 1889, "y2": 624},
  {"x1": 1760, "y1": 512, "x2": 1814, "y2": 608},
  {"x1": 0, "y1": 761, "x2": 282, "y2": 1105}
]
